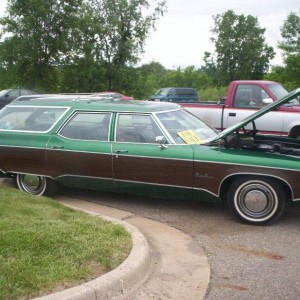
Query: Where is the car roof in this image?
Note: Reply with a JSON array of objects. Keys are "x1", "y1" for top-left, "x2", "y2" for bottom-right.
[
  {"x1": 8, "y1": 97, "x2": 181, "y2": 113},
  {"x1": 160, "y1": 87, "x2": 196, "y2": 90},
  {"x1": 13, "y1": 94, "x2": 61, "y2": 101},
  {"x1": 96, "y1": 92, "x2": 119, "y2": 94},
  {"x1": 231, "y1": 80, "x2": 284, "y2": 86},
  {"x1": 208, "y1": 87, "x2": 300, "y2": 142}
]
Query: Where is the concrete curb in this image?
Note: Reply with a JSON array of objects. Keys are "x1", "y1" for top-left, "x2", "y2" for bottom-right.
[{"x1": 34, "y1": 212, "x2": 151, "y2": 300}]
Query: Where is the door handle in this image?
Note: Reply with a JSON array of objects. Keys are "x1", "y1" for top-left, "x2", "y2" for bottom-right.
[
  {"x1": 52, "y1": 146, "x2": 64, "y2": 149},
  {"x1": 115, "y1": 150, "x2": 128, "y2": 153},
  {"x1": 229, "y1": 112, "x2": 236, "y2": 117}
]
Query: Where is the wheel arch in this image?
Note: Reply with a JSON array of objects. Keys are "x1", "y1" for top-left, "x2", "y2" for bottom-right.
[
  {"x1": 288, "y1": 125, "x2": 300, "y2": 139},
  {"x1": 219, "y1": 173, "x2": 293, "y2": 204}
]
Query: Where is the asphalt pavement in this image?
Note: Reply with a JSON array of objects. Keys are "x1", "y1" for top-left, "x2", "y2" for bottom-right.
[{"x1": 56, "y1": 187, "x2": 300, "y2": 300}]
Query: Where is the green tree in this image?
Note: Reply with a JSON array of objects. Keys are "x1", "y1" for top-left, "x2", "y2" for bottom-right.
[
  {"x1": 132, "y1": 61, "x2": 167, "y2": 98},
  {"x1": 207, "y1": 10, "x2": 275, "y2": 85},
  {"x1": 277, "y1": 10, "x2": 300, "y2": 88},
  {"x1": 85, "y1": 0, "x2": 166, "y2": 91},
  {"x1": 278, "y1": 10, "x2": 300, "y2": 55},
  {"x1": 0, "y1": 0, "x2": 84, "y2": 91},
  {"x1": 201, "y1": 51, "x2": 218, "y2": 85}
]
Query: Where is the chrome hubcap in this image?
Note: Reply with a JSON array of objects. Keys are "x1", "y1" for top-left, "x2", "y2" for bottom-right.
[
  {"x1": 235, "y1": 181, "x2": 277, "y2": 221},
  {"x1": 244, "y1": 190, "x2": 268, "y2": 212},
  {"x1": 18, "y1": 174, "x2": 46, "y2": 195}
]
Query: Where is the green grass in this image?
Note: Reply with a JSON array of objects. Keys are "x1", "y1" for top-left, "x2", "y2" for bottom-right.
[
  {"x1": 199, "y1": 86, "x2": 228, "y2": 101},
  {"x1": 0, "y1": 181, "x2": 132, "y2": 300}
]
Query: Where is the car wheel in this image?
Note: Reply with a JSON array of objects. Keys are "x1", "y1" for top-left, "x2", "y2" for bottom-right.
[
  {"x1": 16, "y1": 174, "x2": 58, "y2": 197},
  {"x1": 227, "y1": 176, "x2": 285, "y2": 225}
]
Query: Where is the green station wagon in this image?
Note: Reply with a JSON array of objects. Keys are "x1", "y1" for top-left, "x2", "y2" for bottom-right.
[{"x1": 0, "y1": 90, "x2": 300, "y2": 225}]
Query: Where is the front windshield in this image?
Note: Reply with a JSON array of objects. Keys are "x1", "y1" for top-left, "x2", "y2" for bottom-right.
[
  {"x1": 267, "y1": 84, "x2": 289, "y2": 99},
  {"x1": 155, "y1": 89, "x2": 168, "y2": 96},
  {"x1": 0, "y1": 90, "x2": 9, "y2": 96},
  {"x1": 266, "y1": 84, "x2": 299, "y2": 106},
  {"x1": 156, "y1": 109, "x2": 218, "y2": 144}
]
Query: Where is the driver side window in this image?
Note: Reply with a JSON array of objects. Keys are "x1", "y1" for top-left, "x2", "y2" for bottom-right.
[
  {"x1": 234, "y1": 85, "x2": 270, "y2": 109},
  {"x1": 116, "y1": 114, "x2": 163, "y2": 143}
]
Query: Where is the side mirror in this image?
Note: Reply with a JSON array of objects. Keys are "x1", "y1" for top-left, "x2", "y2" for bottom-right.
[
  {"x1": 262, "y1": 98, "x2": 273, "y2": 104},
  {"x1": 155, "y1": 136, "x2": 168, "y2": 149}
]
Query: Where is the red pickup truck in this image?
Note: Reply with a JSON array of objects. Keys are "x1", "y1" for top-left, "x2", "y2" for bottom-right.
[{"x1": 182, "y1": 80, "x2": 300, "y2": 138}]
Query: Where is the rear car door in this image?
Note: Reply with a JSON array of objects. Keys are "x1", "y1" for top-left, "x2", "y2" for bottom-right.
[{"x1": 46, "y1": 111, "x2": 115, "y2": 191}]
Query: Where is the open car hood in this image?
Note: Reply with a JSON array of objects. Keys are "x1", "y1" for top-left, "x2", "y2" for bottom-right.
[{"x1": 207, "y1": 87, "x2": 300, "y2": 143}]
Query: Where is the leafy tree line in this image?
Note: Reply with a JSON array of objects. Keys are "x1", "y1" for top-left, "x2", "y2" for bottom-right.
[
  {"x1": 0, "y1": 2, "x2": 299, "y2": 100},
  {"x1": 0, "y1": 0, "x2": 166, "y2": 93}
]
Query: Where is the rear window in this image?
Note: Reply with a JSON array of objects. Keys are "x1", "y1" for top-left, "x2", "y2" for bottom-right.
[{"x1": 0, "y1": 106, "x2": 68, "y2": 132}]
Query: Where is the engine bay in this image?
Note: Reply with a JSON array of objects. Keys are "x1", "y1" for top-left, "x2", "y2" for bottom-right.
[{"x1": 223, "y1": 133, "x2": 300, "y2": 157}]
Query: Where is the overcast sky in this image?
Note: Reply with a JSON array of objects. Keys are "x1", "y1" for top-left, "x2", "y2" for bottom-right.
[
  {"x1": 141, "y1": 0, "x2": 299, "y2": 68},
  {"x1": 0, "y1": 0, "x2": 299, "y2": 69}
]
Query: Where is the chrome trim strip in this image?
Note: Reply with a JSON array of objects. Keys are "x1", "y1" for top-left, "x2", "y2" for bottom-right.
[
  {"x1": 53, "y1": 136, "x2": 110, "y2": 142},
  {"x1": 115, "y1": 178, "x2": 220, "y2": 198},
  {"x1": 47, "y1": 148, "x2": 111, "y2": 155},
  {"x1": 0, "y1": 145, "x2": 44, "y2": 150},
  {"x1": 5, "y1": 171, "x2": 52, "y2": 178},
  {"x1": 56, "y1": 174, "x2": 114, "y2": 181},
  {"x1": 111, "y1": 152, "x2": 192, "y2": 162},
  {"x1": 193, "y1": 157, "x2": 300, "y2": 172},
  {"x1": 0, "y1": 145, "x2": 111, "y2": 155},
  {"x1": 114, "y1": 178, "x2": 192, "y2": 190}
]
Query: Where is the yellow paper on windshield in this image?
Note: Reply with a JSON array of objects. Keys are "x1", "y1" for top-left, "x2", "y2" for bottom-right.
[{"x1": 177, "y1": 130, "x2": 203, "y2": 144}]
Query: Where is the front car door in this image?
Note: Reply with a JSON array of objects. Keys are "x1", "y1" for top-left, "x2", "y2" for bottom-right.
[
  {"x1": 111, "y1": 113, "x2": 195, "y2": 200},
  {"x1": 224, "y1": 84, "x2": 284, "y2": 134}
]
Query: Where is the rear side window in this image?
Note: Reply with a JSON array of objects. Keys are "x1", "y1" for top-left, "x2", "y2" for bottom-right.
[
  {"x1": 59, "y1": 112, "x2": 111, "y2": 141},
  {"x1": 175, "y1": 88, "x2": 197, "y2": 96},
  {"x1": 0, "y1": 106, "x2": 68, "y2": 132}
]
